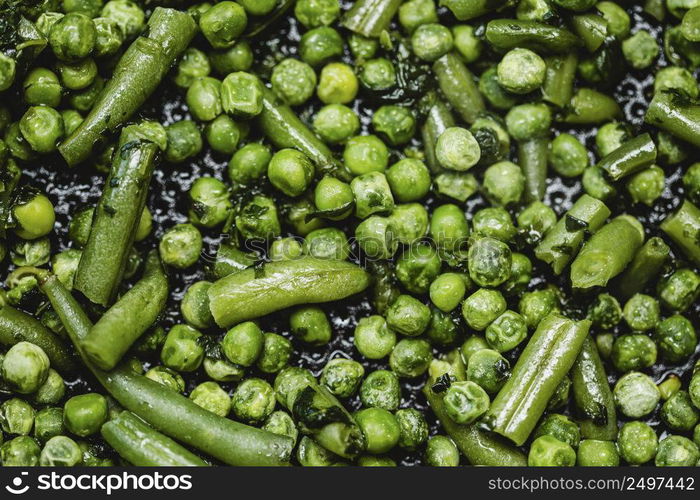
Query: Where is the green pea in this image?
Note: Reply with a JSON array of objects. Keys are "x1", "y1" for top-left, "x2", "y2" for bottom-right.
[
  {"x1": 528, "y1": 435, "x2": 576, "y2": 466},
  {"x1": 658, "y1": 268, "x2": 700, "y2": 312},
  {"x1": 199, "y1": 1, "x2": 247, "y2": 49},
  {"x1": 19, "y1": 106, "x2": 64, "y2": 154},
  {"x1": 256, "y1": 332, "x2": 292, "y2": 374},
  {"x1": 0, "y1": 53, "x2": 16, "y2": 92},
  {"x1": 314, "y1": 176, "x2": 354, "y2": 220},
  {"x1": 271, "y1": 58, "x2": 317, "y2": 106},
  {"x1": 389, "y1": 338, "x2": 433, "y2": 378},
  {"x1": 344, "y1": 135, "x2": 389, "y2": 175},
  {"x1": 23, "y1": 68, "x2": 62, "y2": 107},
  {"x1": 622, "y1": 30, "x2": 660, "y2": 69},
  {"x1": 654, "y1": 314, "x2": 697, "y2": 363},
  {"x1": 186, "y1": 77, "x2": 222, "y2": 122},
  {"x1": 452, "y1": 25, "x2": 483, "y2": 62},
  {"x1": 303, "y1": 227, "x2": 350, "y2": 260},
  {"x1": 222, "y1": 321, "x2": 264, "y2": 367},
  {"x1": 231, "y1": 378, "x2": 275, "y2": 424},
  {"x1": 299, "y1": 26, "x2": 344, "y2": 66},
  {"x1": 93, "y1": 17, "x2": 124, "y2": 58},
  {"x1": 56, "y1": 58, "x2": 97, "y2": 91},
  {"x1": 399, "y1": 0, "x2": 438, "y2": 33},
  {"x1": 386, "y1": 294, "x2": 431, "y2": 337},
  {"x1": 429, "y1": 273, "x2": 467, "y2": 313},
  {"x1": 160, "y1": 324, "x2": 204, "y2": 372},
  {"x1": 395, "y1": 243, "x2": 442, "y2": 294},
  {"x1": 351, "y1": 172, "x2": 395, "y2": 219},
  {"x1": 158, "y1": 223, "x2": 203, "y2": 269},
  {"x1": 390, "y1": 203, "x2": 429, "y2": 244},
  {"x1": 313, "y1": 104, "x2": 360, "y2": 144},
  {"x1": 411, "y1": 23, "x2": 454, "y2": 62},
  {"x1": 355, "y1": 408, "x2": 401, "y2": 454},
  {"x1": 596, "y1": 1, "x2": 630, "y2": 38},
  {"x1": 205, "y1": 114, "x2": 241, "y2": 155},
  {"x1": 372, "y1": 105, "x2": 416, "y2": 146},
  {"x1": 49, "y1": 13, "x2": 96, "y2": 62},
  {"x1": 386, "y1": 158, "x2": 431, "y2": 203},
  {"x1": 290, "y1": 306, "x2": 332, "y2": 346},
  {"x1": 320, "y1": 358, "x2": 365, "y2": 398},
  {"x1": 485, "y1": 311, "x2": 527, "y2": 353},
  {"x1": 33, "y1": 369, "x2": 66, "y2": 405},
  {"x1": 466, "y1": 348, "x2": 510, "y2": 394},
  {"x1": 358, "y1": 57, "x2": 396, "y2": 90},
  {"x1": 505, "y1": 102, "x2": 551, "y2": 141},
  {"x1": 435, "y1": 127, "x2": 480, "y2": 171},
  {"x1": 533, "y1": 414, "x2": 580, "y2": 448},
  {"x1": 614, "y1": 371, "x2": 660, "y2": 418},
  {"x1": 618, "y1": 421, "x2": 658, "y2": 465},
  {"x1": 0, "y1": 436, "x2": 41, "y2": 466},
  {"x1": 360, "y1": 369, "x2": 400, "y2": 410},
  {"x1": 577, "y1": 439, "x2": 620, "y2": 466},
  {"x1": 263, "y1": 411, "x2": 298, "y2": 444},
  {"x1": 354, "y1": 316, "x2": 397, "y2": 360},
  {"x1": 102, "y1": 0, "x2": 145, "y2": 39},
  {"x1": 210, "y1": 41, "x2": 254, "y2": 75},
  {"x1": 228, "y1": 143, "x2": 271, "y2": 184},
  {"x1": 34, "y1": 407, "x2": 65, "y2": 444},
  {"x1": 479, "y1": 66, "x2": 519, "y2": 110},
  {"x1": 174, "y1": 48, "x2": 211, "y2": 88},
  {"x1": 295, "y1": 0, "x2": 341, "y2": 27},
  {"x1": 444, "y1": 381, "x2": 490, "y2": 424},
  {"x1": 235, "y1": 195, "x2": 281, "y2": 240},
  {"x1": 661, "y1": 390, "x2": 699, "y2": 432},
  {"x1": 355, "y1": 216, "x2": 398, "y2": 260},
  {"x1": 549, "y1": 133, "x2": 589, "y2": 178},
  {"x1": 611, "y1": 334, "x2": 657, "y2": 372},
  {"x1": 165, "y1": 120, "x2": 202, "y2": 163},
  {"x1": 221, "y1": 72, "x2": 263, "y2": 118},
  {"x1": 64, "y1": 393, "x2": 108, "y2": 437},
  {"x1": 482, "y1": 161, "x2": 525, "y2": 206},
  {"x1": 468, "y1": 237, "x2": 512, "y2": 287},
  {"x1": 473, "y1": 207, "x2": 517, "y2": 243},
  {"x1": 1, "y1": 341, "x2": 50, "y2": 394},
  {"x1": 189, "y1": 381, "x2": 231, "y2": 417},
  {"x1": 267, "y1": 149, "x2": 315, "y2": 197},
  {"x1": 1, "y1": 398, "x2": 35, "y2": 436},
  {"x1": 425, "y1": 435, "x2": 459, "y2": 466},
  {"x1": 497, "y1": 48, "x2": 546, "y2": 94},
  {"x1": 317, "y1": 62, "x2": 358, "y2": 104},
  {"x1": 188, "y1": 177, "x2": 231, "y2": 228},
  {"x1": 655, "y1": 435, "x2": 700, "y2": 466},
  {"x1": 349, "y1": 34, "x2": 379, "y2": 61},
  {"x1": 145, "y1": 366, "x2": 186, "y2": 393}
]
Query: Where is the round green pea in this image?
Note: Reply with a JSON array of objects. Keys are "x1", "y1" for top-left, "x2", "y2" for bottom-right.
[
  {"x1": 268, "y1": 149, "x2": 314, "y2": 197},
  {"x1": 313, "y1": 104, "x2": 360, "y2": 144},
  {"x1": 344, "y1": 135, "x2": 389, "y2": 175},
  {"x1": 222, "y1": 321, "x2": 264, "y2": 367},
  {"x1": 354, "y1": 316, "x2": 397, "y2": 360},
  {"x1": 271, "y1": 58, "x2": 317, "y2": 106},
  {"x1": 355, "y1": 408, "x2": 400, "y2": 454},
  {"x1": 435, "y1": 127, "x2": 480, "y2": 171},
  {"x1": 430, "y1": 273, "x2": 467, "y2": 313},
  {"x1": 425, "y1": 435, "x2": 459, "y2": 466},
  {"x1": 63, "y1": 393, "x2": 108, "y2": 437},
  {"x1": 528, "y1": 435, "x2": 576, "y2": 466},
  {"x1": 386, "y1": 158, "x2": 431, "y2": 202}
]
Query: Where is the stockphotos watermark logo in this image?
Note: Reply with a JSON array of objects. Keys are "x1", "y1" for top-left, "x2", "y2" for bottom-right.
[{"x1": 3, "y1": 471, "x2": 193, "y2": 496}]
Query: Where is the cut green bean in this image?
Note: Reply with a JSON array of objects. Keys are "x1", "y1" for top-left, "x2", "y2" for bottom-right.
[
  {"x1": 40, "y1": 275, "x2": 294, "y2": 466},
  {"x1": 519, "y1": 137, "x2": 549, "y2": 202},
  {"x1": 101, "y1": 411, "x2": 209, "y2": 466},
  {"x1": 0, "y1": 303, "x2": 76, "y2": 374},
  {"x1": 424, "y1": 380, "x2": 527, "y2": 466},
  {"x1": 441, "y1": 0, "x2": 514, "y2": 21},
  {"x1": 208, "y1": 257, "x2": 371, "y2": 328},
  {"x1": 660, "y1": 199, "x2": 700, "y2": 265},
  {"x1": 571, "y1": 336, "x2": 618, "y2": 440},
  {"x1": 421, "y1": 97, "x2": 456, "y2": 173},
  {"x1": 257, "y1": 87, "x2": 347, "y2": 180},
  {"x1": 58, "y1": 8, "x2": 197, "y2": 166},
  {"x1": 615, "y1": 236, "x2": 670, "y2": 300},
  {"x1": 596, "y1": 133, "x2": 657, "y2": 181},
  {"x1": 560, "y1": 88, "x2": 622, "y2": 124},
  {"x1": 542, "y1": 53, "x2": 578, "y2": 108},
  {"x1": 74, "y1": 139, "x2": 159, "y2": 306},
  {"x1": 570, "y1": 215, "x2": 645, "y2": 290},
  {"x1": 342, "y1": 0, "x2": 402, "y2": 38},
  {"x1": 482, "y1": 314, "x2": 590, "y2": 446},
  {"x1": 645, "y1": 91, "x2": 700, "y2": 148},
  {"x1": 571, "y1": 14, "x2": 608, "y2": 53},
  {"x1": 535, "y1": 194, "x2": 611, "y2": 275},
  {"x1": 485, "y1": 20, "x2": 580, "y2": 53},
  {"x1": 82, "y1": 251, "x2": 169, "y2": 370},
  {"x1": 433, "y1": 53, "x2": 485, "y2": 125}
]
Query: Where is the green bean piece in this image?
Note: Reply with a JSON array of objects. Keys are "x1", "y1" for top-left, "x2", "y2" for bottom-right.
[
  {"x1": 485, "y1": 20, "x2": 580, "y2": 53},
  {"x1": 257, "y1": 87, "x2": 347, "y2": 180},
  {"x1": 74, "y1": 139, "x2": 159, "y2": 306},
  {"x1": 421, "y1": 97, "x2": 456, "y2": 173},
  {"x1": 519, "y1": 137, "x2": 549, "y2": 202},
  {"x1": 660, "y1": 199, "x2": 700, "y2": 265},
  {"x1": 535, "y1": 194, "x2": 611, "y2": 275},
  {"x1": 560, "y1": 88, "x2": 622, "y2": 124},
  {"x1": 482, "y1": 315, "x2": 591, "y2": 446},
  {"x1": 0, "y1": 304, "x2": 76, "y2": 374},
  {"x1": 615, "y1": 236, "x2": 670, "y2": 300},
  {"x1": 82, "y1": 251, "x2": 168, "y2": 370},
  {"x1": 542, "y1": 53, "x2": 578, "y2": 108},
  {"x1": 101, "y1": 411, "x2": 208, "y2": 466},
  {"x1": 596, "y1": 133, "x2": 657, "y2": 182},
  {"x1": 208, "y1": 257, "x2": 371, "y2": 328},
  {"x1": 441, "y1": 0, "x2": 514, "y2": 21},
  {"x1": 433, "y1": 53, "x2": 485, "y2": 124},
  {"x1": 40, "y1": 275, "x2": 294, "y2": 466},
  {"x1": 342, "y1": 0, "x2": 402, "y2": 38},
  {"x1": 59, "y1": 8, "x2": 197, "y2": 166},
  {"x1": 645, "y1": 91, "x2": 700, "y2": 148},
  {"x1": 571, "y1": 336, "x2": 618, "y2": 440},
  {"x1": 423, "y1": 378, "x2": 527, "y2": 466},
  {"x1": 571, "y1": 14, "x2": 608, "y2": 52},
  {"x1": 571, "y1": 215, "x2": 645, "y2": 290},
  {"x1": 0, "y1": 159, "x2": 21, "y2": 239}
]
